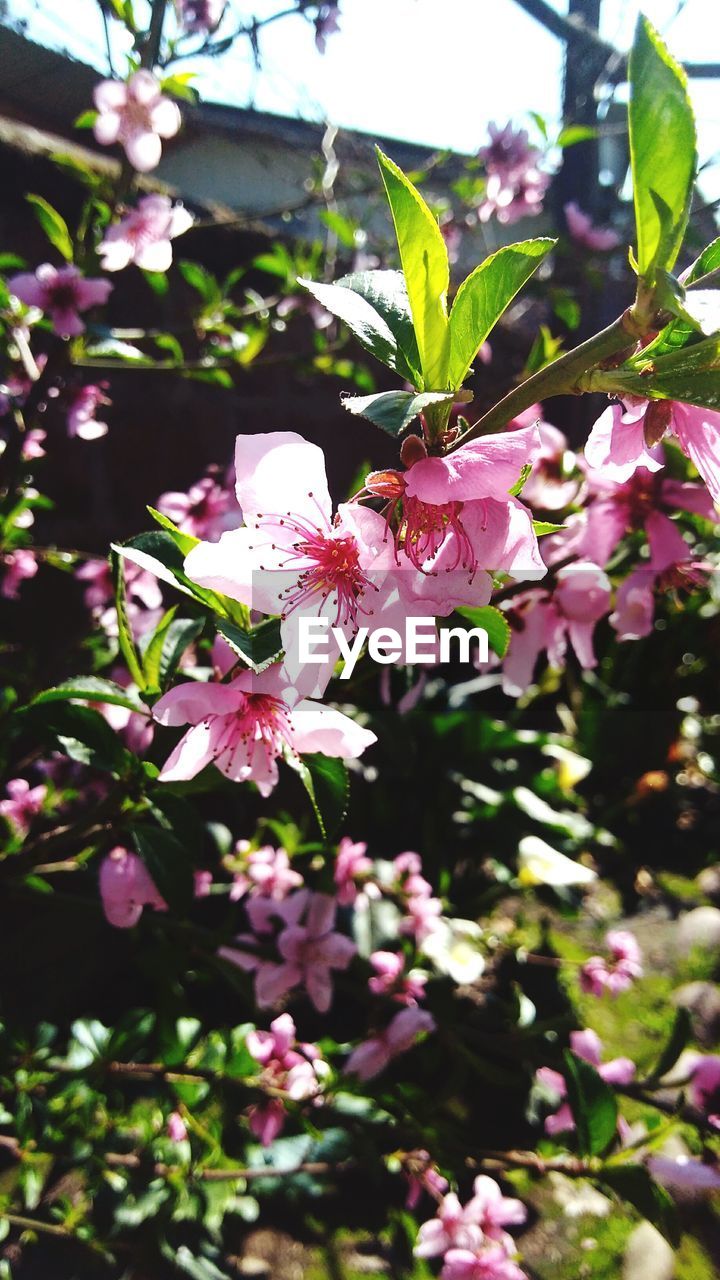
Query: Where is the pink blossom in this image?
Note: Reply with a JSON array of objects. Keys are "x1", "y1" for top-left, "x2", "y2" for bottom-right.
[
  {"x1": 345, "y1": 1006, "x2": 435, "y2": 1081},
  {"x1": 441, "y1": 1246, "x2": 527, "y2": 1280},
  {"x1": 564, "y1": 202, "x2": 620, "y2": 252},
  {"x1": 414, "y1": 1191, "x2": 484, "y2": 1259},
  {"x1": 0, "y1": 777, "x2": 47, "y2": 834},
  {"x1": 369, "y1": 950, "x2": 427, "y2": 1005},
  {"x1": 479, "y1": 166, "x2": 550, "y2": 224},
  {"x1": 99, "y1": 195, "x2": 193, "y2": 273},
  {"x1": 334, "y1": 837, "x2": 373, "y2": 905},
  {"x1": 688, "y1": 1056, "x2": 720, "y2": 1128},
  {"x1": 271, "y1": 891, "x2": 356, "y2": 1012},
  {"x1": 508, "y1": 412, "x2": 580, "y2": 511},
  {"x1": 183, "y1": 431, "x2": 397, "y2": 676},
  {"x1": 167, "y1": 1111, "x2": 188, "y2": 1142},
  {"x1": 194, "y1": 869, "x2": 213, "y2": 897},
  {"x1": 500, "y1": 562, "x2": 611, "y2": 695},
  {"x1": 609, "y1": 508, "x2": 711, "y2": 641},
  {"x1": 99, "y1": 846, "x2": 167, "y2": 928},
  {"x1": 246, "y1": 1012, "x2": 325, "y2": 1144},
  {"x1": 66, "y1": 384, "x2": 110, "y2": 440},
  {"x1": 314, "y1": 1, "x2": 341, "y2": 52},
  {"x1": 404, "y1": 1150, "x2": 448, "y2": 1211},
  {"x1": 230, "y1": 842, "x2": 304, "y2": 901},
  {"x1": 648, "y1": 1154, "x2": 720, "y2": 1196},
  {"x1": 478, "y1": 122, "x2": 539, "y2": 181},
  {"x1": 393, "y1": 853, "x2": 443, "y2": 942},
  {"x1": 1, "y1": 548, "x2": 38, "y2": 599},
  {"x1": 536, "y1": 1028, "x2": 635, "y2": 1136},
  {"x1": 157, "y1": 470, "x2": 240, "y2": 541},
  {"x1": 8, "y1": 265, "x2": 112, "y2": 337},
  {"x1": 175, "y1": 0, "x2": 226, "y2": 33},
  {"x1": 93, "y1": 72, "x2": 181, "y2": 172},
  {"x1": 580, "y1": 929, "x2": 643, "y2": 997},
  {"x1": 22, "y1": 429, "x2": 47, "y2": 460},
  {"x1": 585, "y1": 398, "x2": 720, "y2": 505},
  {"x1": 152, "y1": 662, "x2": 375, "y2": 795}
]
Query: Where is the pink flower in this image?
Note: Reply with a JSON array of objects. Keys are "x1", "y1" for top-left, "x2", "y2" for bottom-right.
[
  {"x1": 314, "y1": 2, "x2": 341, "y2": 52},
  {"x1": 152, "y1": 663, "x2": 375, "y2": 796},
  {"x1": 500, "y1": 562, "x2": 611, "y2": 695},
  {"x1": 183, "y1": 431, "x2": 396, "y2": 673},
  {"x1": 564, "y1": 202, "x2": 620, "y2": 252},
  {"x1": 99, "y1": 846, "x2": 167, "y2": 928},
  {"x1": 609, "y1": 508, "x2": 711, "y2": 641},
  {"x1": 585, "y1": 398, "x2": 720, "y2": 505},
  {"x1": 22, "y1": 429, "x2": 47, "y2": 460},
  {"x1": 8, "y1": 265, "x2": 112, "y2": 337},
  {"x1": 93, "y1": 72, "x2": 181, "y2": 172},
  {"x1": 464, "y1": 1176, "x2": 527, "y2": 1244},
  {"x1": 334, "y1": 837, "x2": 373, "y2": 905},
  {"x1": 345, "y1": 1006, "x2": 435, "y2": 1081},
  {"x1": 441, "y1": 1246, "x2": 527, "y2": 1280},
  {"x1": 536, "y1": 1028, "x2": 635, "y2": 1136},
  {"x1": 478, "y1": 122, "x2": 539, "y2": 182},
  {"x1": 167, "y1": 1111, "x2": 188, "y2": 1142},
  {"x1": 509, "y1": 414, "x2": 579, "y2": 511},
  {"x1": 66, "y1": 384, "x2": 110, "y2": 440},
  {"x1": 0, "y1": 777, "x2": 47, "y2": 834},
  {"x1": 369, "y1": 950, "x2": 427, "y2": 1005},
  {"x1": 157, "y1": 470, "x2": 240, "y2": 542},
  {"x1": 1, "y1": 548, "x2": 38, "y2": 599},
  {"x1": 272, "y1": 891, "x2": 356, "y2": 1012},
  {"x1": 404, "y1": 1150, "x2": 448, "y2": 1211},
  {"x1": 194, "y1": 869, "x2": 213, "y2": 897},
  {"x1": 688, "y1": 1055, "x2": 720, "y2": 1128},
  {"x1": 175, "y1": 0, "x2": 226, "y2": 34},
  {"x1": 99, "y1": 195, "x2": 193, "y2": 273},
  {"x1": 230, "y1": 843, "x2": 303, "y2": 901},
  {"x1": 246, "y1": 1012, "x2": 325, "y2": 1144},
  {"x1": 648, "y1": 1154, "x2": 720, "y2": 1197},
  {"x1": 479, "y1": 167, "x2": 550, "y2": 225},
  {"x1": 414, "y1": 1191, "x2": 484, "y2": 1258},
  {"x1": 580, "y1": 929, "x2": 643, "y2": 997}
]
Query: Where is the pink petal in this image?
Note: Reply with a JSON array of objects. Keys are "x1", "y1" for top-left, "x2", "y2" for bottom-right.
[
  {"x1": 404, "y1": 423, "x2": 541, "y2": 504},
  {"x1": 157, "y1": 720, "x2": 220, "y2": 782},
  {"x1": 149, "y1": 97, "x2": 182, "y2": 138},
  {"x1": 671, "y1": 402, "x2": 720, "y2": 505},
  {"x1": 305, "y1": 964, "x2": 333, "y2": 1012},
  {"x1": 290, "y1": 701, "x2": 376, "y2": 758},
  {"x1": 233, "y1": 431, "x2": 332, "y2": 527},
  {"x1": 152, "y1": 681, "x2": 245, "y2": 726},
  {"x1": 94, "y1": 79, "x2": 128, "y2": 112},
  {"x1": 125, "y1": 129, "x2": 162, "y2": 173},
  {"x1": 345, "y1": 1037, "x2": 390, "y2": 1081}
]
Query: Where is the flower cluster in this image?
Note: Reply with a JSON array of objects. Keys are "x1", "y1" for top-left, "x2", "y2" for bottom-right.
[{"x1": 414, "y1": 1176, "x2": 528, "y2": 1280}]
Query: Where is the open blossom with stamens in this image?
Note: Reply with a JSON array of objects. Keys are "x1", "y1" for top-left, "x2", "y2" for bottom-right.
[
  {"x1": 246, "y1": 1012, "x2": 326, "y2": 1144},
  {"x1": 0, "y1": 777, "x2": 47, "y2": 834},
  {"x1": 1, "y1": 548, "x2": 38, "y2": 599},
  {"x1": 93, "y1": 72, "x2": 181, "y2": 172},
  {"x1": 585, "y1": 397, "x2": 720, "y2": 505},
  {"x1": 99, "y1": 195, "x2": 193, "y2": 273},
  {"x1": 580, "y1": 929, "x2": 643, "y2": 997},
  {"x1": 9, "y1": 265, "x2": 112, "y2": 337},
  {"x1": 564, "y1": 202, "x2": 620, "y2": 252},
  {"x1": 152, "y1": 663, "x2": 375, "y2": 795},
  {"x1": 536, "y1": 1029, "x2": 635, "y2": 1136},
  {"x1": 345, "y1": 1006, "x2": 435, "y2": 1081},
  {"x1": 183, "y1": 431, "x2": 395, "y2": 674}
]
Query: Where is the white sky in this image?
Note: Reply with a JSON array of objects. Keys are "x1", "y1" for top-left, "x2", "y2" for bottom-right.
[{"x1": 4, "y1": 0, "x2": 720, "y2": 169}]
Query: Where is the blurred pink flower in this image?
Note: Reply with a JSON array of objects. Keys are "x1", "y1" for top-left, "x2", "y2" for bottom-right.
[
  {"x1": 334, "y1": 837, "x2": 372, "y2": 905},
  {"x1": 0, "y1": 777, "x2": 47, "y2": 834},
  {"x1": 230, "y1": 842, "x2": 303, "y2": 901},
  {"x1": 404, "y1": 1150, "x2": 448, "y2": 1211},
  {"x1": 500, "y1": 562, "x2": 611, "y2": 695},
  {"x1": 369, "y1": 950, "x2": 427, "y2": 1005},
  {"x1": 9, "y1": 265, "x2": 112, "y2": 337},
  {"x1": 345, "y1": 1006, "x2": 435, "y2": 1081},
  {"x1": 564, "y1": 202, "x2": 620, "y2": 252},
  {"x1": 314, "y1": 1, "x2": 341, "y2": 52},
  {"x1": 167, "y1": 1111, "x2": 188, "y2": 1142},
  {"x1": 1, "y1": 548, "x2": 38, "y2": 599},
  {"x1": 175, "y1": 0, "x2": 226, "y2": 34},
  {"x1": 99, "y1": 195, "x2": 193, "y2": 273},
  {"x1": 246, "y1": 1011, "x2": 325, "y2": 1144},
  {"x1": 194, "y1": 869, "x2": 213, "y2": 897},
  {"x1": 99, "y1": 846, "x2": 167, "y2": 928},
  {"x1": 66, "y1": 384, "x2": 110, "y2": 440},
  {"x1": 441, "y1": 1246, "x2": 527, "y2": 1280},
  {"x1": 157, "y1": 471, "x2": 240, "y2": 542},
  {"x1": 688, "y1": 1055, "x2": 720, "y2": 1128},
  {"x1": 93, "y1": 72, "x2": 181, "y2": 172},
  {"x1": 536, "y1": 1028, "x2": 635, "y2": 1136},
  {"x1": 153, "y1": 662, "x2": 375, "y2": 794},
  {"x1": 580, "y1": 929, "x2": 643, "y2": 997}
]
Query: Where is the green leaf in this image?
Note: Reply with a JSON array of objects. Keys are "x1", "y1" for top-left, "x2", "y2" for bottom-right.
[
  {"x1": 508, "y1": 462, "x2": 533, "y2": 497},
  {"x1": 337, "y1": 269, "x2": 422, "y2": 383},
  {"x1": 596, "y1": 332, "x2": 720, "y2": 410},
  {"x1": 301, "y1": 270, "x2": 421, "y2": 384},
  {"x1": 644, "y1": 1007, "x2": 692, "y2": 1087},
  {"x1": 289, "y1": 752, "x2": 349, "y2": 839},
  {"x1": 376, "y1": 147, "x2": 450, "y2": 388},
  {"x1": 131, "y1": 822, "x2": 195, "y2": 913},
  {"x1": 26, "y1": 194, "x2": 74, "y2": 262},
  {"x1": 562, "y1": 1050, "x2": 618, "y2": 1156},
  {"x1": 601, "y1": 1166, "x2": 678, "y2": 1245},
  {"x1": 341, "y1": 388, "x2": 469, "y2": 437},
  {"x1": 26, "y1": 701, "x2": 134, "y2": 775},
  {"x1": 683, "y1": 235, "x2": 720, "y2": 287},
  {"x1": 114, "y1": 532, "x2": 231, "y2": 618},
  {"x1": 28, "y1": 676, "x2": 144, "y2": 713},
  {"x1": 629, "y1": 15, "x2": 696, "y2": 277},
  {"x1": 455, "y1": 605, "x2": 510, "y2": 658},
  {"x1": 215, "y1": 617, "x2": 283, "y2": 674},
  {"x1": 557, "y1": 124, "x2": 597, "y2": 147},
  {"x1": 141, "y1": 609, "x2": 205, "y2": 695},
  {"x1": 111, "y1": 548, "x2": 146, "y2": 689},
  {"x1": 533, "y1": 520, "x2": 566, "y2": 537},
  {"x1": 65, "y1": 1017, "x2": 111, "y2": 1068},
  {"x1": 74, "y1": 109, "x2": 98, "y2": 130},
  {"x1": 448, "y1": 239, "x2": 555, "y2": 388}
]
